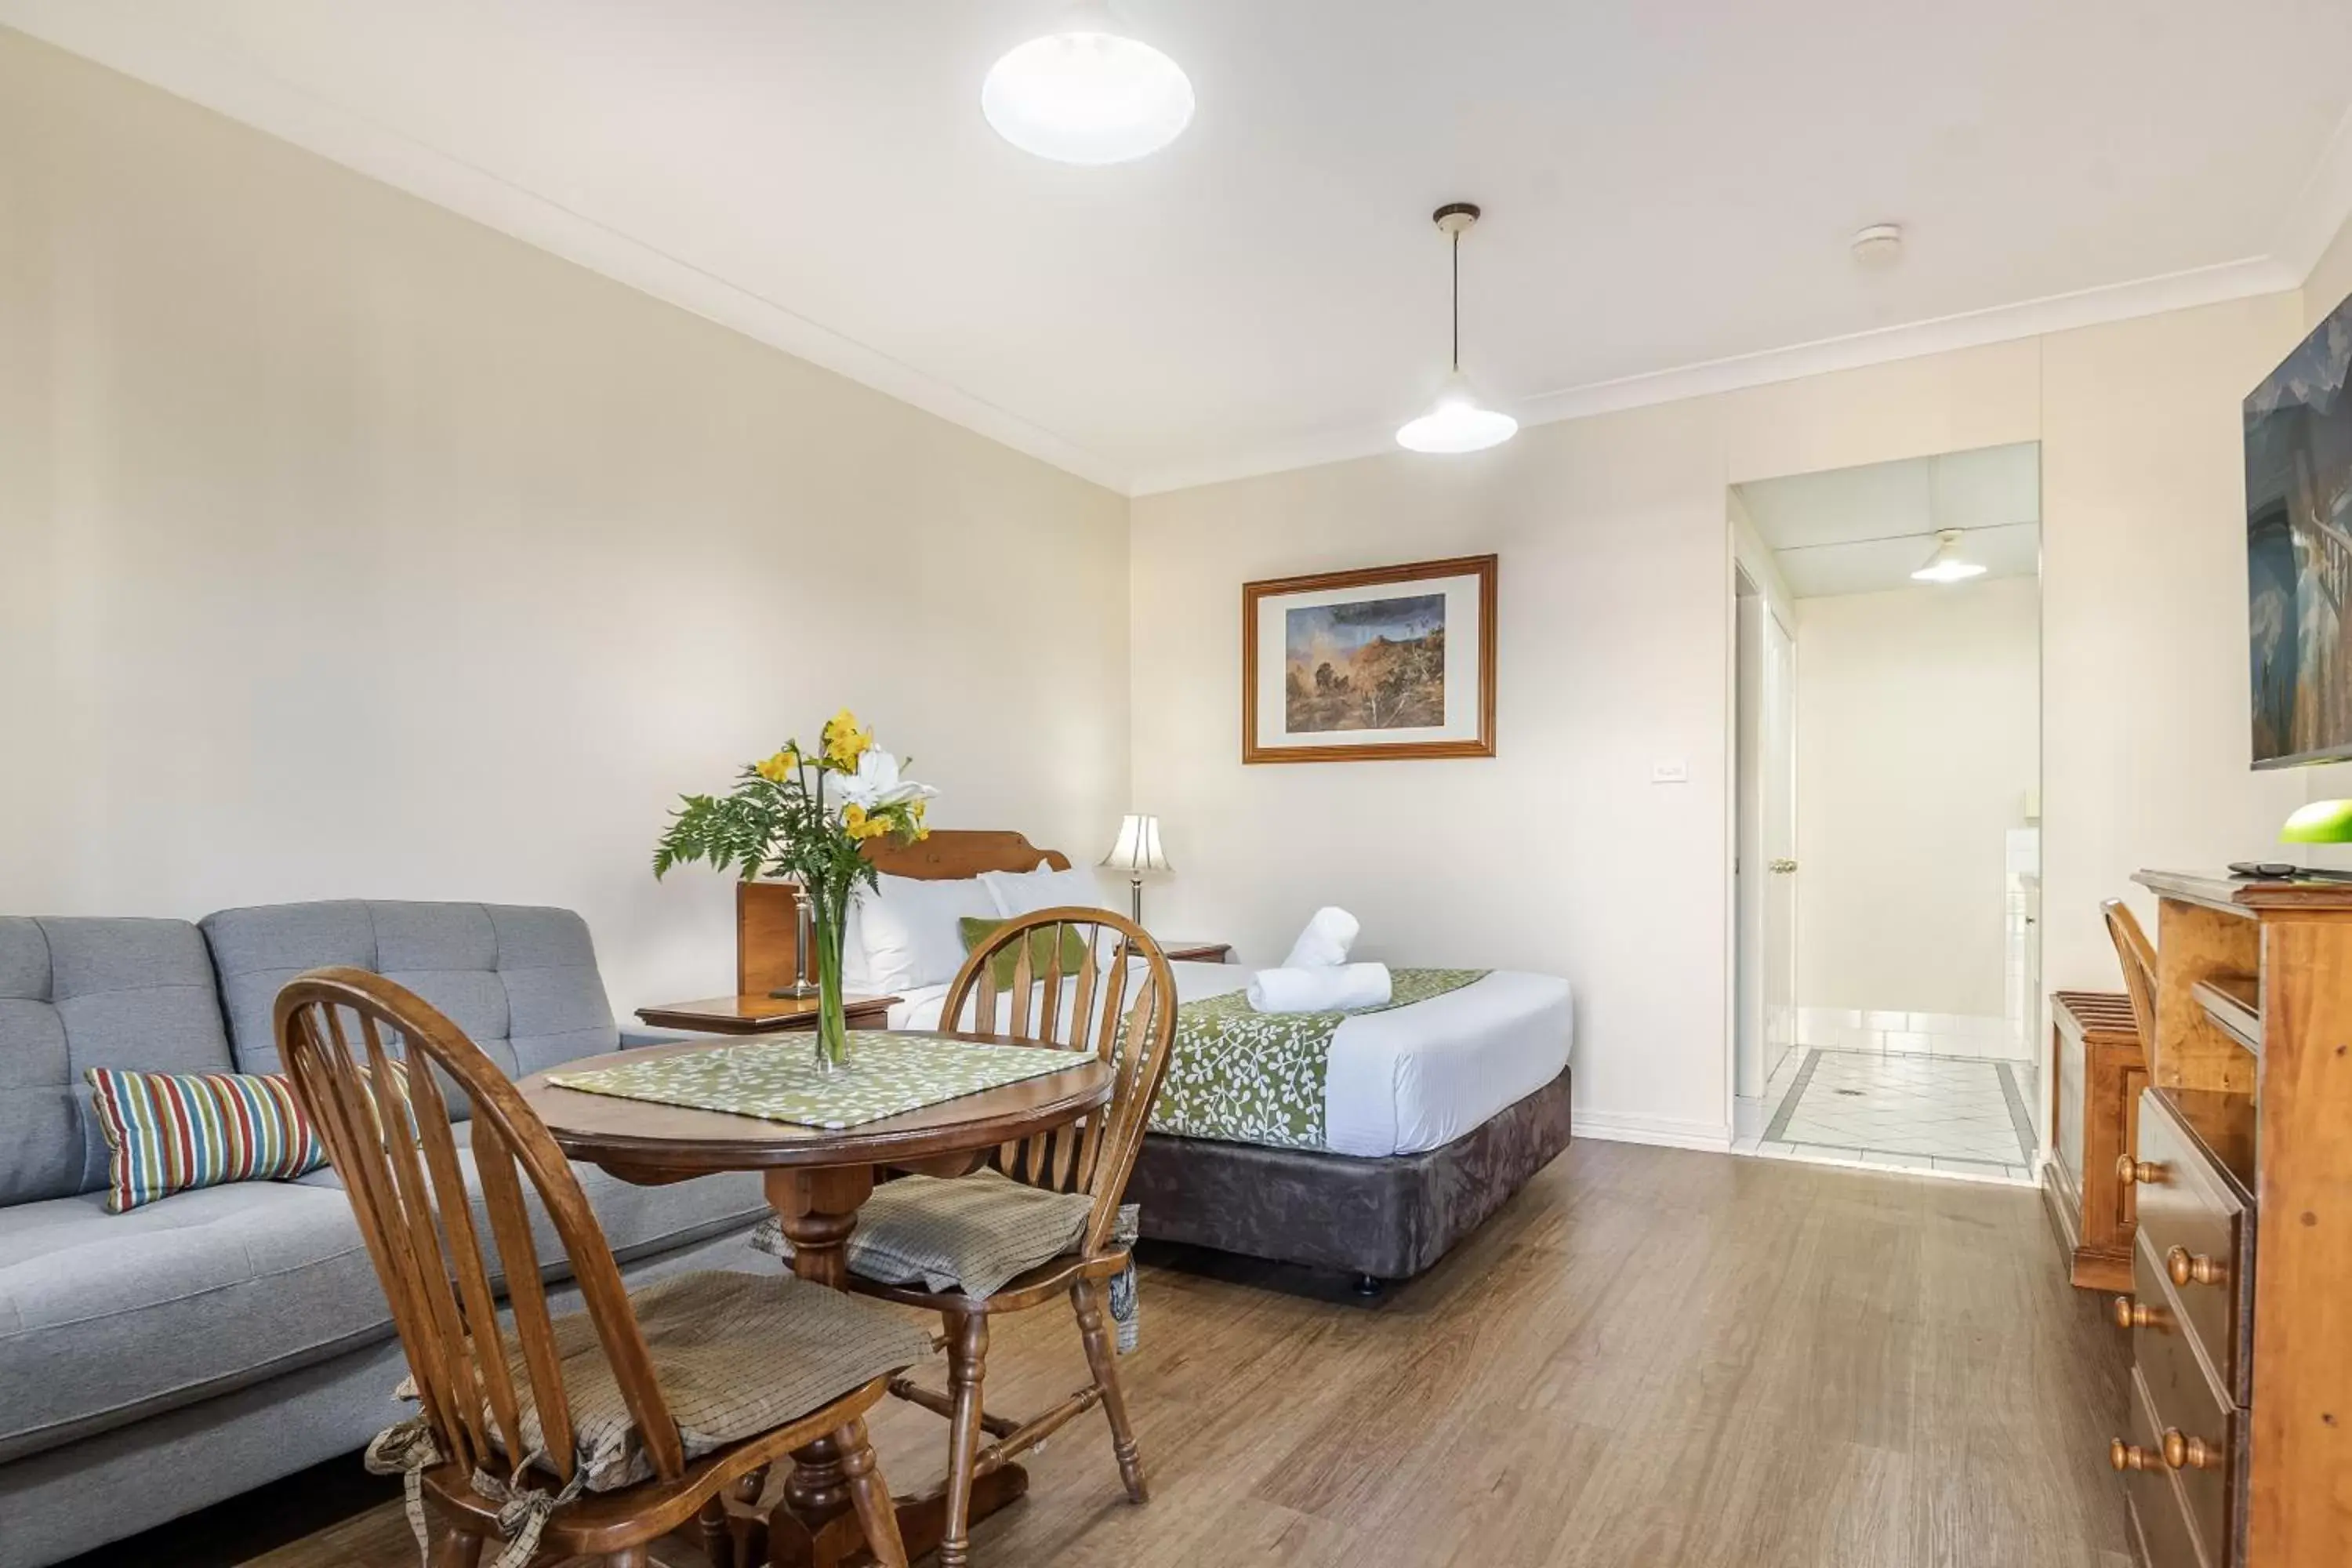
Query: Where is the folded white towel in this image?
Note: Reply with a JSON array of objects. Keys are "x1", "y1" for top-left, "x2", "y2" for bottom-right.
[
  {"x1": 1280, "y1": 906, "x2": 1360, "y2": 971},
  {"x1": 1247, "y1": 962, "x2": 1392, "y2": 1014}
]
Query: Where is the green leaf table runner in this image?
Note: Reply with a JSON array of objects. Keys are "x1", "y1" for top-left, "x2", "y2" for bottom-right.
[
  {"x1": 1148, "y1": 967, "x2": 1490, "y2": 1152},
  {"x1": 547, "y1": 1031, "x2": 1080, "y2": 1130}
]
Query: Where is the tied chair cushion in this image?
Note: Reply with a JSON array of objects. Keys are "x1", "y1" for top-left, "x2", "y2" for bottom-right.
[
  {"x1": 488, "y1": 1269, "x2": 933, "y2": 1493},
  {"x1": 752, "y1": 1168, "x2": 1094, "y2": 1301}
]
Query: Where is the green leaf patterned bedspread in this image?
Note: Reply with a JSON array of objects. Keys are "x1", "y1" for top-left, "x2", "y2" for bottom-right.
[{"x1": 1146, "y1": 969, "x2": 1490, "y2": 1150}]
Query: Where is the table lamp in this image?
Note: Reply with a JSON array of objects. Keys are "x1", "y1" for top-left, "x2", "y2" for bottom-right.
[
  {"x1": 2281, "y1": 799, "x2": 2352, "y2": 846},
  {"x1": 1100, "y1": 813, "x2": 1173, "y2": 925}
]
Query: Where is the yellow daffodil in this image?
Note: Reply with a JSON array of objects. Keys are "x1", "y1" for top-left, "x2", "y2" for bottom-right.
[
  {"x1": 753, "y1": 746, "x2": 797, "y2": 783},
  {"x1": 822, "y1": 708, "x2": 873, "y2": 769},
  {"x1": 841, "y1": 804, "x2": 889, "y2": 841}
]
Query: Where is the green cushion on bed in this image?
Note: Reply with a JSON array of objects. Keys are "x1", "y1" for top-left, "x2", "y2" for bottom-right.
[{"x1": 958, "y1": 916, "x2": 1091, "y2": 989}]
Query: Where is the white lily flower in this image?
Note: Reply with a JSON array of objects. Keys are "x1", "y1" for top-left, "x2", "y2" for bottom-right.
[{"x1": 829, "y1": 748, "x2": 937, "y2": 811}]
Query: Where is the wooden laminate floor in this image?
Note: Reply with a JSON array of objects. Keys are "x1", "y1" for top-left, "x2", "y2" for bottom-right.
[{"x1": 105, "y1": 1141, "x2": 2136, "y2": 1568}]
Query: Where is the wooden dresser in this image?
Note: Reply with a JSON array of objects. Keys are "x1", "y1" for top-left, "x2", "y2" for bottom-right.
[{"x1": 2113, "y1": 871, "x2": 2352, "y2": 1568}]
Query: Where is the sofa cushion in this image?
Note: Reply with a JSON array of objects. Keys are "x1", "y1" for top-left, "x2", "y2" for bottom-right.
[
  {"x1": 201, "y1": 902, "x2": 620, "y2": 1116},
  {"x1": 0, "y1": 1127, "x2": 771, "y2": 1465},
  {"x1": 0, "y1": 917, "x2": 236, "y2": 1206},
  {"x1": 85, "y1": 1066, "x2": 330, "y2": 1213},
  {"x1": 0, "y1": 1181, "x2": 388, "y2": 1464},
  {"x1": 298, "y1": 1120, "x2": 771, "y2": 1286}
]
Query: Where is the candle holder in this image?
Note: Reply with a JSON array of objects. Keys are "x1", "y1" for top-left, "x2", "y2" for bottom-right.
[{"x1": 773, "y1": 880, "x2": 822, "y2": 998}]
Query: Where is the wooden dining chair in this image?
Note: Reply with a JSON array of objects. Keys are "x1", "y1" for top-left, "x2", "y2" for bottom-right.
[
  {"x1": 840, "y1": 909, "x2": 1178, "y2": 1568},
  {"x1": 2103, "y1": 898, "x2": 2159, "y2": 1060},
  {"x1": 274, "y1": 966, "x2": 928, "y2": 1568}
]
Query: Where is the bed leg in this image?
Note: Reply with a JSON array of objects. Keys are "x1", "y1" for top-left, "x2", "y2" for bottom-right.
[{"x1": 1352, "y1": 1273, "x2": 1385, "y2": 1298}]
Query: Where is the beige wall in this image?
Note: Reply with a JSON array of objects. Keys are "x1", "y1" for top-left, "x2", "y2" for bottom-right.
[
  {"x1": 1794, "y1": 578, "x2": 2040, "y2": 1019},
  {"x1": 1134, "y1": 300, "x2": 2310, "y2": 1146},
  {"x1": 0, "y1": 32, "x2": 1131, "y2": 1010},
  {"x1": 2309, "y1": 212, "x2": 2352, "y2": 330}
]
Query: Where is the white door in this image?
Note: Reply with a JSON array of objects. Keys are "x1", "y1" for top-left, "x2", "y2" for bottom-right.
[
  {"x1": 1735, "y1": 593, "x2": 1765, "y2": 1095},
  {"x1": 1761, "y1": 609, "x2": 1798, "y2": 1082}
]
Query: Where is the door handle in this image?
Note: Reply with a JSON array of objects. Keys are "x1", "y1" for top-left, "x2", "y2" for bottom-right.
[{"x1": 1769, "y1": 858, "x2": 1798, "y2": 874}]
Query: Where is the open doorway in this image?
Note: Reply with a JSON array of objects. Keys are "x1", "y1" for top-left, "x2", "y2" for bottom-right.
[{"x1": 1730, "y1": 443, "x2": 2042, "y2": 1182}]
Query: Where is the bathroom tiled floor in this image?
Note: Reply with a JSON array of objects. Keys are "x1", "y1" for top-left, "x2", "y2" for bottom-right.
[{"x1": 1733, "y1": 1047, "x2": 2038, "y2": 1182}]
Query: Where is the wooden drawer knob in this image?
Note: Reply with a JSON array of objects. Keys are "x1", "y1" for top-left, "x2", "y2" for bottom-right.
[
  {"x1": 2161, "y1": 1428, "x2": 2223, "y2": 1472},
  {"x1": 2166, "y1": 1245, "x2": 2226, "y2": 1288},
  {"x1": 2115, "y1": 1155, "x2": 2167, "y2": 1185},
  {"x1": 2111, "y1": 1295, "x2": 2170, "y2": 1331},
  {"x1": 2111, "y1": 1439, "x2": 2160, "y2": 1472}
]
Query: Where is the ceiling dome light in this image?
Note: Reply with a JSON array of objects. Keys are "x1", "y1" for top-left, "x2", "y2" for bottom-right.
[
  {"x1": 1911, "y1": 529, "x2": 1987, "y2": 583},
  {"x1": 982, "y1": 2, "x2": 1194, "y2": 165},
  {"x1": 1396, "y1": 203, "x2": 1516, "y2": 456}
]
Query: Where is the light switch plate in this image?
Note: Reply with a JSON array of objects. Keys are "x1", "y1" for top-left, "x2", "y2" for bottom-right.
[{"x1": 1651, "y1": 760, "x2": 1690, "y2": 784}]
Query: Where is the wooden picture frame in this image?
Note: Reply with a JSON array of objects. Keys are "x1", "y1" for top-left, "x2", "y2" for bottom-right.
[{"x1": 1241, "y1": 554, "x2": 1497, "y2": 764}]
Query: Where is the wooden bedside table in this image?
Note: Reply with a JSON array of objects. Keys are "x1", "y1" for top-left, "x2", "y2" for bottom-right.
[
  {"x1": 1160, "y1": 941, "x2": 1235, "y2": 964},
  {"x1": 633, "y1": 993, "x2": 901, "y2": 1035}
]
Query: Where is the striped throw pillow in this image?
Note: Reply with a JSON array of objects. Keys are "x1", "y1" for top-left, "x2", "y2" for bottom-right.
[{"x1": 84, "y1": 1067, "x2": 329, "y2": 1214}]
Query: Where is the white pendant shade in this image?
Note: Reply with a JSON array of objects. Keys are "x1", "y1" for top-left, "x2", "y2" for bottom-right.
[
  {"x1": 1397, "y1": 371, "x2": 1519, "y2": 454},
  {"x1": 982, "y1": 6, "x2": 1194, "y2": 166},
  {"x1": 1396, "y1": 204, "x2": 1515, "y2": 456},
  {"x1": 1910, "y1": 529, "x2": 1987, "y2": 583}
]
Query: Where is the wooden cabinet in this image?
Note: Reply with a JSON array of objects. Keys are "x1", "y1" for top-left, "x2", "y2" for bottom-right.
[{"x1": 2111, "y1": 871, "x2": 2352, "y2": 1568}]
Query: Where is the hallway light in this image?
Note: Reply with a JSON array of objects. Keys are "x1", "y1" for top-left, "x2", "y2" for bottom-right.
[{"x1": 1911, "y1": 529, "x2": 1987, "y2": 583}]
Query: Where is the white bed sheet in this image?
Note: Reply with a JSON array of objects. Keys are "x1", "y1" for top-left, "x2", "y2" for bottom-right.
[{"x1": 886, "y1": 960, "x2": 1573, "y2": 1158}]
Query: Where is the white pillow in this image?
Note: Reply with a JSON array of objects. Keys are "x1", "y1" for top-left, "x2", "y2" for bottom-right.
[
  {"x1": 857, "y1": 873, "x2": 998, "y2": 993},
  {"x1": 837, "y1": 890, "x2": 873, "y2": 993},
  {"x1": 979, "y1": 865, "x2": 1114, "y2": 919}
]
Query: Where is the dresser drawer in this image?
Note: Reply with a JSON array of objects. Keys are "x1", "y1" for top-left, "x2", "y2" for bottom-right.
[
  {"x1": 2120, "y1": 1366, "x2": 2212, "y2": 1568},
  {"x1": 2131, "y1": 1089, "x2": 2252, "y2": 1401},
  {"x1": 2130, "y1": 1239, "x2": 2241, "y2": 1568}
]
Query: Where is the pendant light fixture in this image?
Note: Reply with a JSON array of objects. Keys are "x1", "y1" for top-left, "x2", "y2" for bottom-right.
[
  {"x1": 1396, "y1": 203, "x2": 1518, "y2": 455},
  {"x1": 1910, "y1": 528, "x2": 1987, "y2": 583},
  {"x1": 982, "y1": 1, "x2": 1194, "y2": 166}
]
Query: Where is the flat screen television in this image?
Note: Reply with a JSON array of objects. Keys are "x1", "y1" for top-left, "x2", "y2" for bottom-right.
[{"x1": 2249, "y1": 291, "x2": 2352, "y2": 767}]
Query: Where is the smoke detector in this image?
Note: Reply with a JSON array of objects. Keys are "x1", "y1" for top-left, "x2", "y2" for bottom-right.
[{"x1": 1850, "y1": 223, "x2": 1904, "y2": 267}]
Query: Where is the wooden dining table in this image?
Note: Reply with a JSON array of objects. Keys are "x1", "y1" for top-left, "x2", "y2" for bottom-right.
[{"x1": 517, "y1": 1029, "x2": 1114, "y2": 1568}]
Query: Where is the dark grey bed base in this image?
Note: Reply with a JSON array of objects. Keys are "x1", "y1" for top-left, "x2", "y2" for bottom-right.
[{"x1": 1125, "y1": 1066, "x2": 1572, "y2": 1285}]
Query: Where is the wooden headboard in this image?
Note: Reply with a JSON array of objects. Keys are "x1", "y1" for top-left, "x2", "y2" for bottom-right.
[{"x1": 735, "y1": 829, "x2": 1070, "y2": 994}]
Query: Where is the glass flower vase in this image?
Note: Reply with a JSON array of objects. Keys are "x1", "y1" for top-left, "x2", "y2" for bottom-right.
[{"x1": 808, "y1": 895, "x2": 850, "y2": 1074}]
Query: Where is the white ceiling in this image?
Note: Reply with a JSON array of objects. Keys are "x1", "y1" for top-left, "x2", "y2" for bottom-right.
[
  {"x1": 7, "y1": 2, "x2": 2352, "y2": 495},
  {"x1": 1738, "y1": 442, "x2": 2041, "y2": 597}
]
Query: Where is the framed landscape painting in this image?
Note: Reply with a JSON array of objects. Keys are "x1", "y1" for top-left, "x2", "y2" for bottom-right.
[{"x1": 1243, "y1": 554, "x2": 1497, "y2": 764}]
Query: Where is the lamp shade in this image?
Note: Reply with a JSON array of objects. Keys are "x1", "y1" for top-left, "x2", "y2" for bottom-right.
[
  {"x1": 2281, "y1": 798, "x2": 2352, "y2": 844},
  {"x1": 1910, "y1": 529, "x2": 1987, "y2": 583},
  {"x1": 1396, "y1": 371, "x2": 1518, "y2": 455},
  {"x1": 1101, "y1": 813, "x2": 1172, "y2": 874}
]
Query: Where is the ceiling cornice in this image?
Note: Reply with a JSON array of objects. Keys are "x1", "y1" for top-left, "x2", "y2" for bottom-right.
[
  {"x1": 9, "y1": 7, "x2": 2349, "y2": 504},
  {"x1": 1127, "y1": 253, "x2": 2297, "y2": 495},
  {"x1": 2273, "y1": 97, "x2": 2352, "y2": 286},
  {"x1": 0, "y1": 8, "x2": 1137, "y2": 494}
]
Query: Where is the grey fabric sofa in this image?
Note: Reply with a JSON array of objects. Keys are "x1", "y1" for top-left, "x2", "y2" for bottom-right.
[{"x1": 0, "y1": 902, "x2": 766, "y2": 1568}]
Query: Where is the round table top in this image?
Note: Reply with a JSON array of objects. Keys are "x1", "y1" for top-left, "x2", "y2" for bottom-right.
[{"x1": 517, "y1": 1029, "x2": 1115, "y2": 1176}]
